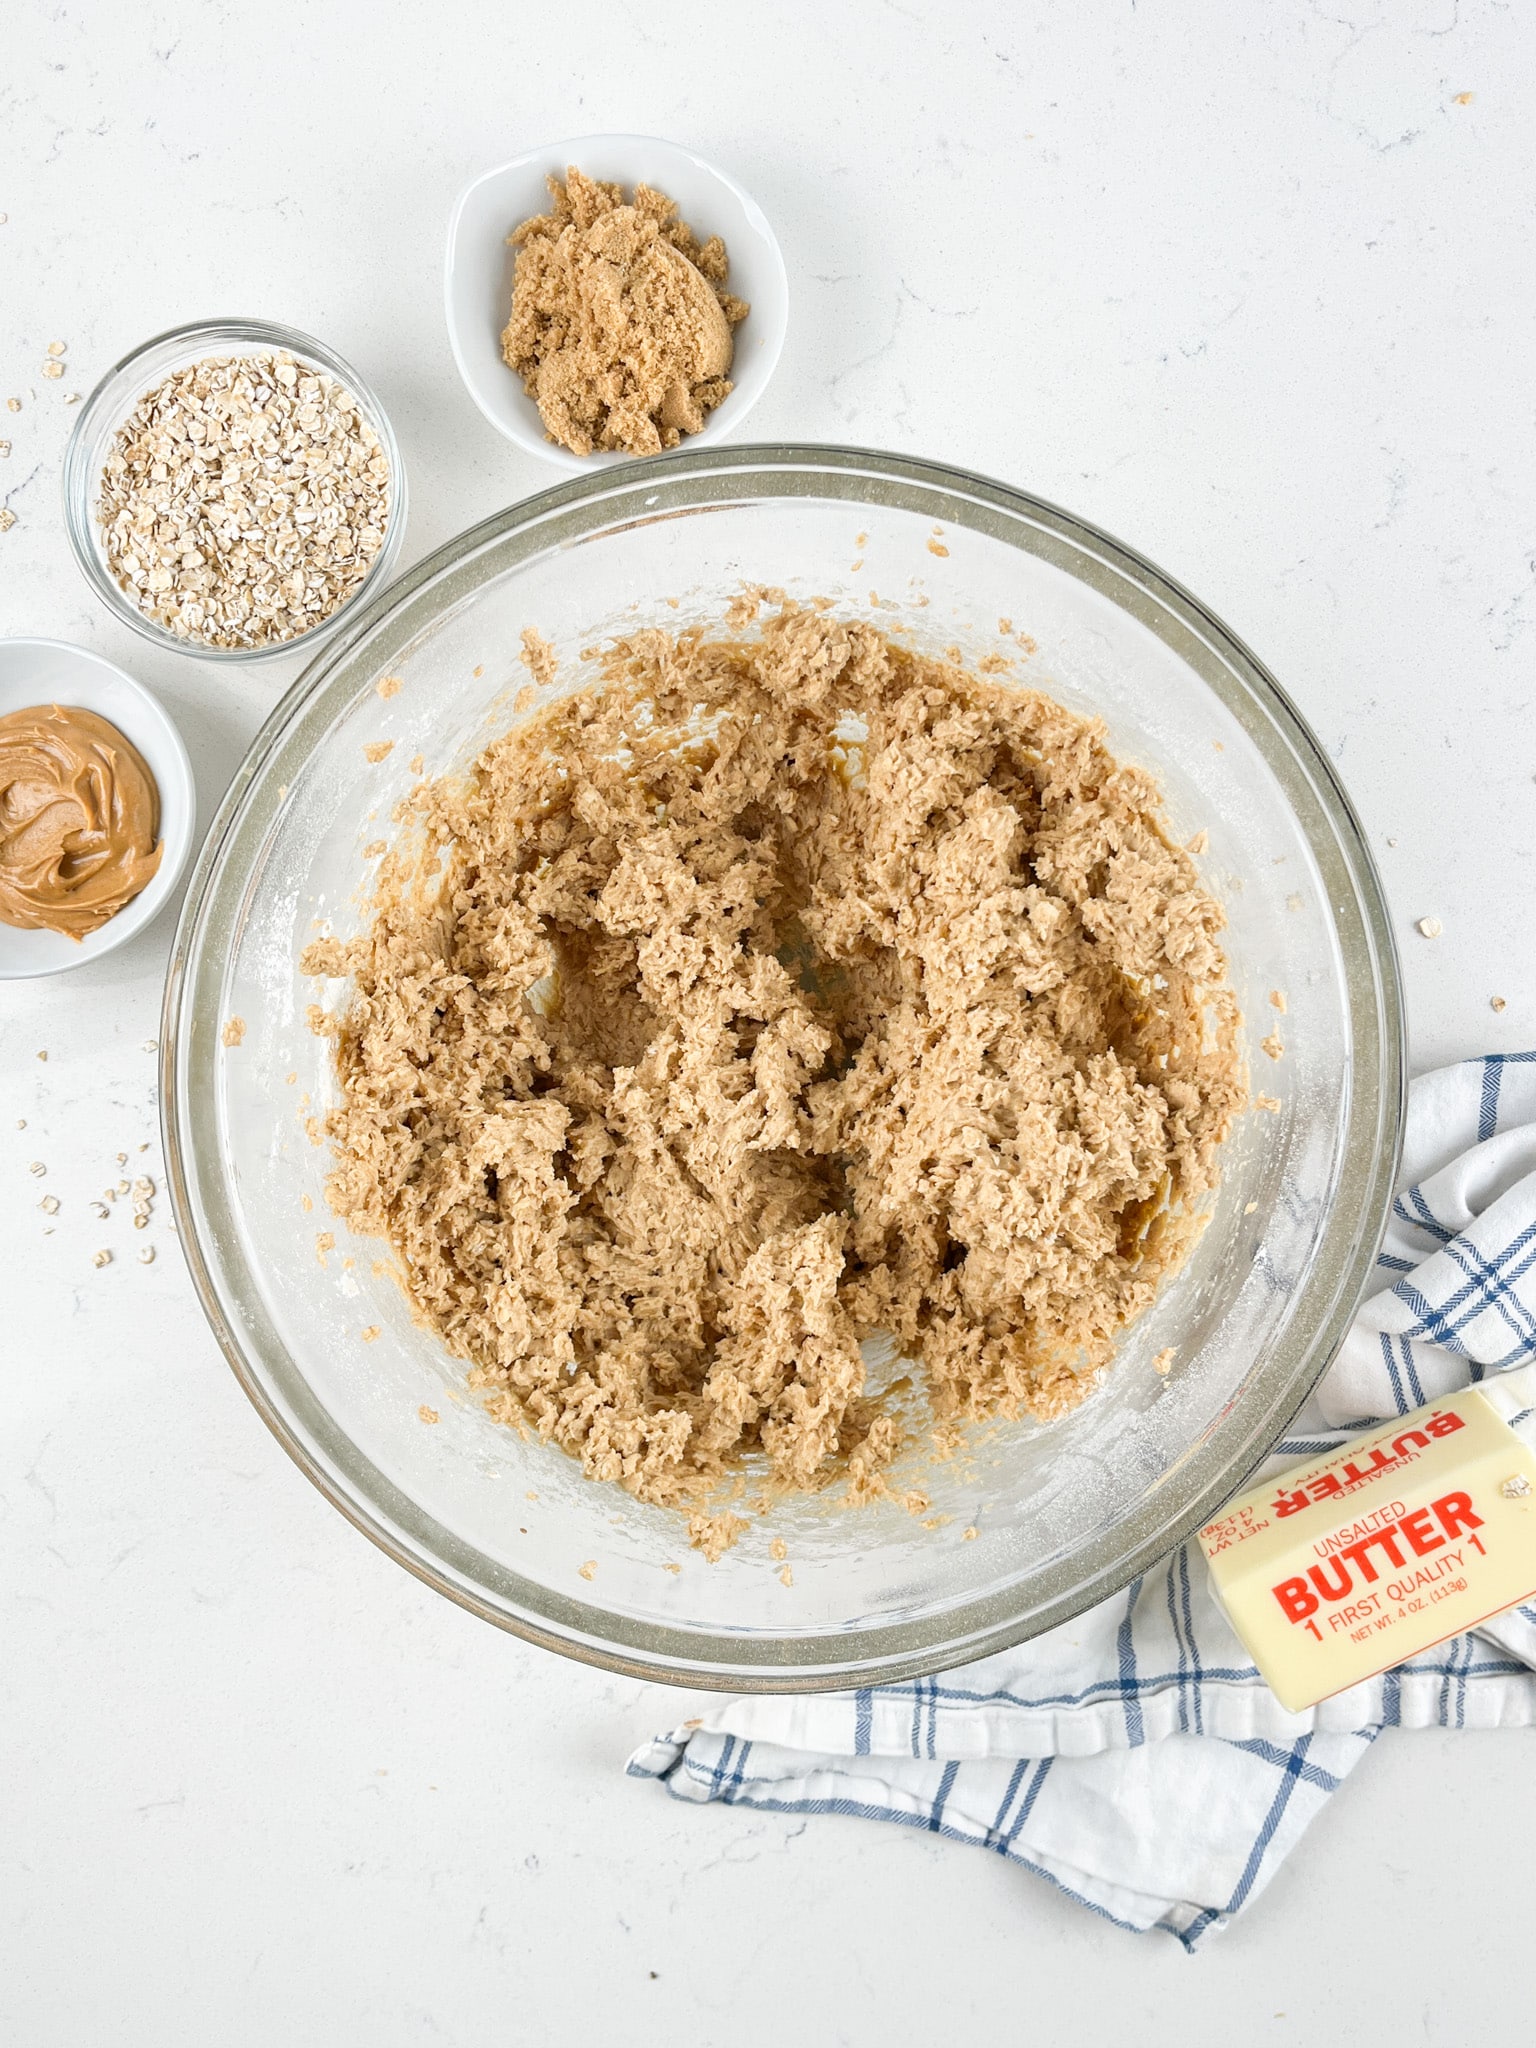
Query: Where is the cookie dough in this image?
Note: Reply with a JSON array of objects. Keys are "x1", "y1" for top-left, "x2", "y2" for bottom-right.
[
  {"x1": 0, "y1": 703, "x2": 162, "y2": 938},
  {"x1": 306, "y1": 604, "x2": 1245, "y2": 1518}
]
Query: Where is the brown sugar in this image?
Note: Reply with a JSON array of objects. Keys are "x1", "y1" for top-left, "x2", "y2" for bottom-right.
[
  {"x1": 501, "y1": 167, "x2": 748, "y2": 458},
  {"x1": 306, "y1": 603, "x2": 1246, "y2": 1522}
]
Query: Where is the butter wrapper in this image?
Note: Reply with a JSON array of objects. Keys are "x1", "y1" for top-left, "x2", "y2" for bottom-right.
[{"x1": 1198, "y1": 1366, "x2": 1536, "y2": 1712}]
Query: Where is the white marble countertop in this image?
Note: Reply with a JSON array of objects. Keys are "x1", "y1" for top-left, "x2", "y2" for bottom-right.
[{"x1": 4, "y1": 3, "x2": 1534, "y2": 2040}]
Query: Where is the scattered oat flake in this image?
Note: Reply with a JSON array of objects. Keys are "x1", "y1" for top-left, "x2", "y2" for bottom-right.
[
  {"x1": 41, "y1": 360, "x2": 63, "y2": 380},
  {"x1": 769, "y1": 1537, "x2": 788, "y2": 1562},
  {"x1": 1245, "y1": 1200, "x2": 1259, "y2": 1215},
  {"x1": 1416, "y1": 917, "x2": 1442, "y2": 939},
  {"x1": 1269, "y1": 990, "x2": 1287, "y2": 1013},
  {"x1": 1153, "y1": 1347, "x2": 1176, "y2": 1376},
  {"x1": 47, "y1": 341, "x2": 66, "y2": 358},
  {"x1": 778, "y1": 1564, "x2": 794, "y2": 1587},
  {"x1": 363, "y1": 740, "x2": 394, "y2": 763},
  {"x1": 578, "y1": 1559, "x2": 598, "y2": 1580},
  {"x1": 139, "y1": 1246, "x2": 155, "y2": 1265},
  {"x1": 142, "y1": 1037, "x2": 158, "y2": 1052},
  {"x1": 5, "y1": 398, "x2": 20, "y2": 413},
  {"x1": 926, "y1": 539, "x2": 949, "y2": 557},
  {"x1": 93, "y1": 1250, "x2": 111, "y2": 1268},
  {"x1": 1492, "y1": 996, "x2": 1507, "y2": 1013},
  {"x1": 222, "y1": 1016, "x2": 245, "y2": 1047},
  {"x1": 962, "y1": 1525, "x2": 979, "y2": 1541},
  {"x1": 0, "y1": 442, "x2": 9, "y2": 458},
  {"x1": 300, "y1": 1192, "x2": 313, "y2": 1213},
  {"x1": 1261, "y1": 1032, "x2": 1284, "y2": 1061},
  {"x1": 1454, "y1": 90, "x2": 1474, "y2": 104},
  {"x1": 1501, "y1": 1474, "x2": 1531, "y2": 1498},
  {"x1": 28, "y1": 1160, "x2": 44, "y2": 1177},
  {"x1": 90, "y1": 1201, "x2": 108, "y2": 1220},
  {"x1": 418, "y1": 1404, "x2": 440, "y2": 1425},
  {"x1": 376, "y1": 674, "x2": 403, "y2": 699},
  {"x1": 360, "y1": 1325, "x2": 381, "y2": 1343},
  {"x1": 14, "y1": 1119, "x2": 23, "y2": 1129},
  {"x1": 63, "y1": 392, "x2": 79, "y2": 404},
  {"x1": 40, "y1": 1195, "x2": 59, "y2": 1215},
  {"x1": 0, "y1": 509, "x2": 16, "y2": 533},
  {"x1": 473, "y1": 664, "x2": 485, "y2": 678}
]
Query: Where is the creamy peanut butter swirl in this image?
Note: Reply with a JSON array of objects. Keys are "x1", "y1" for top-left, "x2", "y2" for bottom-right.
[{"x1": 0, "y1": 704, "x2": 163, "y2": 939}]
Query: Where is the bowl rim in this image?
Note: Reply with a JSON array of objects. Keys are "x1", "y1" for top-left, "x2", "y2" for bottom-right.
[
  {"x1": 161, "y1": 442, "x2": 1406, "y2": 1690},
  {"x1": 443, "y1": 132, "x2": 790, "y2": 473},
  {"x1": 61, "y1": 315, "x2": 409, "y2": 667},
  {"x1": 0, "y1": 635, "x2": 195, "y2": 979}
]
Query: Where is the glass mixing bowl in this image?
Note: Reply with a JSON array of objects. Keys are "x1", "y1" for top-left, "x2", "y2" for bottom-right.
[{"x1": 162, "y1": 446, "x2": 1404, "y2": 1690}]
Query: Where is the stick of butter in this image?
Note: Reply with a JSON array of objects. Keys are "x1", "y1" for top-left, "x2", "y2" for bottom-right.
[{"x1": 1198, "y1": 1365, "x2": 1536, "y2": 1712}]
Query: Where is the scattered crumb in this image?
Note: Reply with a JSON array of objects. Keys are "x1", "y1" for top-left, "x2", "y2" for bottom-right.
[
  {"x1": 998, "y1": 617, "x2": 1012, "y2": 634},
  {"x1": 36, "y1": 1049, "x2": 46, "y2": 1061},
  {"x1": 1212, "y1": 740, "x2": 1224, "y2": 752},
  {"x1": 300, "y1": 1193, "x2": 313, "y2": 1213},
  {"x1": 687, "y1": 1510, "x2": 750, "y2": 1562},
  {"x1": 578, "y1": 1559, "x2": 598, "y2": 1581},
  {"x1": 513, "y1": 684, "x2": 536, "y2": 715},
  {"x1": 519, "y1": 627, "x2": 558, "y2": 688},
  {"x1": 525, "y1": 1490, "x2": 539, "y2": 1501},
  {"x1": 363, "y1": 740, "x2": 394, "y2": 764},
  {"x1": 1416, "y1": 916, "x2": 1442, "y2": 939},
  {"x1": 361, "y1": 1325, "x2": 381, "y2": 1343},
  {"x1": 1261, "y1": 1032, "x2": 1284, "y2": 1061},
  {"x1": 1269, "y1": 990, "x2": 1287, "y2": 1012},
  {"x1": 855, "y1": 532, "x2": 867, "y2": 547},
  {"x1": 1245, "y1": 1200, "x2": 1258, "y2": 1215},
  {"x1": 850, "y1": 558, "x2": 863, "y2": 573},
  {"x1": 363, "y1": 840, "x2": 387, "y2": 859},
  {"x1": 5, "y1": 398, "x2": 20, "y2": 414},
  {"x1": 222, "y1": 1017, "x2": 245, "y2": 1048},
  {"x1": 1186, "y1": 829, "x2": 1209, "y2": 855},
  {"x1": 1255, "y1": 1094, "x2": 1282, "y2": 1113},
  {"x1": 1492, "y1": 996, "x2": 1507, "y2": 1013},
  {"x1": 1152, "y1": 1347, "x2": 1176, "y2": 1376},
  {"x1": 285, "y1": 1072, "x2": 297, "y2": 1085},
  {"x1": 769, "y1": 1537, "x2": 788, "y2": 1562},
  {"x1": 962, "y1": 1525, "x2": 979, "y2": 1541},
  {"x1": 778, "y1": 1564, "x2": 794, "y2": 1587},
  {"x1": 1386, "y1": 837, "x2": 1398, "y2": 848},
  {"x1": 13, "y1": 1118, "x2": 21, "y2": 1129},
  {"x1": 418, "y1": 1404, "x2": 440, "y2": 1425},
  {"x1": 376, "y1": 674, "x2": 403, "y2": 699},
  {"x1": 1286, "y1": 894, "x2": 1303, "y2": 912},
  {"x1": 408, "y1": 754, "x2": 425, "y2": 776},
  {"x1": 93, "y1": 1250, "x2": 111, "y2": 1269},
  {"x1": 473, "y1": 664, "x2": 485, "y2": 678},
  {"x1": 927, "y1": 539, "x2": 949, "y2": 558},
  {"x1": 1, "y1": 507, "x2": 21, "y2": 532},
  {"x1": 1501, "y1": 1473, "x2": 1532, "y2": 1498},
  {"x1": 315, "y1": 1230, "x2": 335, "y2": 1264},
  {"x1": 663, "y1": 1562, "x2": 682, "y2": 1575},
  {"x1": 1453, "y1": 90, "x2": 1474, "y2": 104}
]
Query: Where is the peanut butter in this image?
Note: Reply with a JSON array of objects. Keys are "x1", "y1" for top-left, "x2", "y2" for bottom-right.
[{"x1": 0, "y1": 704, "x2": 163, "y2": 940}]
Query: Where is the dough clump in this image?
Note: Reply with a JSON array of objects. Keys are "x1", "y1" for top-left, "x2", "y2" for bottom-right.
[
  {"x1": 306, "y1": 605, "x2": 1245, "y2": 1520},
  {"x1": 502, "y1": 167, "x2": 748, "y2": 458}
]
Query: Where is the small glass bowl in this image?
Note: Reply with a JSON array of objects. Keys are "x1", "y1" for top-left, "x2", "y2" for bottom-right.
[{"x1": 62, "y1": 318, "x2": 408, "y2": 668}]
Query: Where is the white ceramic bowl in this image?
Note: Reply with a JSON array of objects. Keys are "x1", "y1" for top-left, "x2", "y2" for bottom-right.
[
  {"x1": 445, "y1": 134, "x2": 788, "y2": 472},
  {"x1": 0, "y1": 639, "x2": 195, "y2": 979}
]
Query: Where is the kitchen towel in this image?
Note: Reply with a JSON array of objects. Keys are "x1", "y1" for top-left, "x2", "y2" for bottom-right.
[{"x1": 628, "y1": 1054, "x2": 1536, "y2": 1946}]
